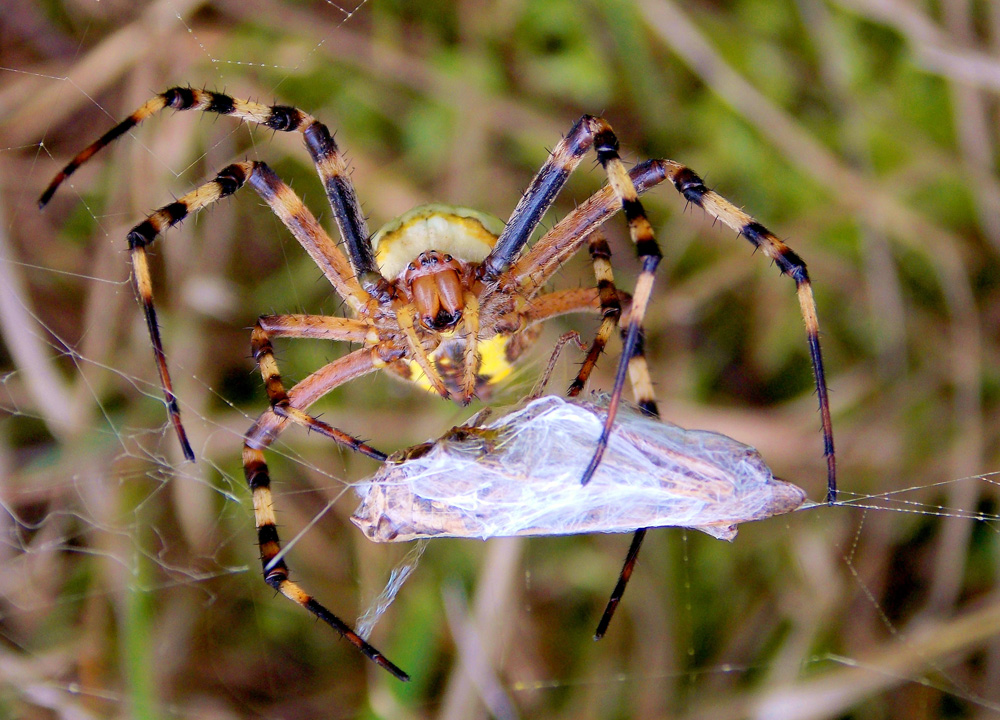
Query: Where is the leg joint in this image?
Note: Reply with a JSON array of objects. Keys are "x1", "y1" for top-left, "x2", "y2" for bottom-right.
[
  {"x1": 215, "y1": 163, "x2": 249, "y2": 197},
  {"x1": 163, "y1": 86, "x2": 197, "y2": 110},
  {"x1": 267, "y1": 105, "x2": 306, "y2": 132}
]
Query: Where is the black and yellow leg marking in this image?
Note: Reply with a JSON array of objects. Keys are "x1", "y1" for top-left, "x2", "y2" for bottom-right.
[
  {"x1": 39, "y1": 93, "x2": 173, "y2": 208},
  {"x1": 125, "y1": 163, "x2": 258, "y2": 461},
  {"x1": 241, "y1": 348, "x2": 407, "y2": 680},
  {"x1": 560, "y1": 227, "x2": 658, "y2": 639},
  {"x1": 481, "y1": 119, "x2": 591, "y2": 278},
  {"x1": 300, "y1": 121, "x2": 383, "y2": 294},
  {"x1": 580, "y1": 121, "x2": 662, "y2": 487},
  {"x1": 513, "y1": 160, "x2": 671, "y2": 295},
  {"x1": 243, "y1": 445, "x2": 407, "y2": 681},
  {"x1": 512, "y1": 156, "x2": 836, "y2": 501},
  {"x1": 567, "y1": 231, "x2": 622, "y2": 398},
  {"x1": 482, "y1": 115, "x2": 615, "y2": 279},
  {"x1": 664, "y1": 161, "x2": 835, "y2": 501},
  {"x1": 245, "y1": 163, "x2": 371, "y2": 313},
  {"x1": 251, "y1": 323, "x2": 386, "y2": 462},
  {"x1": 39, "y1": 87, "x2": 383, "y2": 290},
  {"x1": 475, "y1": 116, "x2": 665, "y2": 485},
  {"x1": 123, "y1": 160, "x2": 375, "y2": 459}
]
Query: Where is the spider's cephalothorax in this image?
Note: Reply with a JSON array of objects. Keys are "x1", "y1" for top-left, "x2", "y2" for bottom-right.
[
  {"x1": 368, "y1": 204, "x2": 529, "y2": 400},
  {"x1": 40, "y1": 87, "x2": 836, "y2": 681}
]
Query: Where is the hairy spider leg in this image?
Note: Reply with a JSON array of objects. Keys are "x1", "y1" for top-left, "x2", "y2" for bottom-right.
[
  {"x1": 39, "y1": 92, "x2": 836, "y2": 678},
  {"x1": 667, "y1": 163, "x2": 835, "y2": 502},
  {"x1": 250, "y1": 321, "x2": 387, "y2": 461},
  {"x1": 563, "y1": 230, "x2": 655, "y2": 640},
  {"x1": 478, "y1": 116, "x2": 665, "y2": 489},
  {"x1": 122, "y1": 162, "x2": 412, "y2": 678},
  {"x1": 116, "y1": 160, "x2": 373, "y2": 459},
  {"x1": 39, "y1": 88, "x2": 382, "y2": 286},
  {"x1": 567, "y1": 232, "x2": 624, "y2": 399},
  {"x1": 242, "y1": 347, "x2": 408, "y2": 681},
  {"x1": 512, "y1": 159, "x2": 836, "y2": 502}
]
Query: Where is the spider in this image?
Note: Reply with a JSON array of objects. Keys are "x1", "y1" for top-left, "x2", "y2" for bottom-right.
[{"x1": 39, "y1": 87, "x2": 835, "y2": 681}]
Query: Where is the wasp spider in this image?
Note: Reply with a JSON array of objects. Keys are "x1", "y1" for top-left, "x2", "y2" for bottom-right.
[{"x1": 40, "y1": 87, "x2": 835, "y2": 680}]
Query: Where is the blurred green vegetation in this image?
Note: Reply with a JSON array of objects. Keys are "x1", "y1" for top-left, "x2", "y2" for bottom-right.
[{"x1": 2, "y1": 0, "x2": 1000, "y2": 718}]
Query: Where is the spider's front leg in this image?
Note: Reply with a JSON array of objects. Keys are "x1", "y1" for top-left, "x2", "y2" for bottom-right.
[
  {"x1": 104, "y1": 160, "x2": 375, "y2": 460},
  {"x1": 512, "y1": 157, "x2": 836, "y2": 502},
  {"x1": 243, "y1": 343, "x2": 409, "y2": 681},
  {"x1": 480, "y1": 116, "x2": 663, "y2": 488}
]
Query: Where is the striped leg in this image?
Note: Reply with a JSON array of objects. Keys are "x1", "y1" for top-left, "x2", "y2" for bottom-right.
[
  {"x1": 567, "y1": 231, "x2": 623, "y2": 399},
  {"x1": 512, "y1": 160, "x2": 670, "y2": 296},
  {"x1": 665, "y1": 161, "x2": 835, "y2": 501},
  {"x1": 477, "y1": 116, "x2": 663, "y2": 487},
  {"x1": 580, "y1": 122, "x2": 662, "y2": 487},
  {"x1": 122, "y1": 160, "x2": 369, "y2": 460},
  {"x1": 242, "y1": 347, "x2": 409, "y2": 681},
  {"x1": 39, "y1": 88, "x2": 384, "y2": 293},
  {"x1": 250, "y1": 320, "x2": 386, "y2": 461},
  {"x1": 512, "y1": 158, "x2": 836, "y2": 501},
  {"x1": 481, "y1": 116, "x2": 658, "y2": 279},
  {"x1": 563, "y1": 229, "x2": 656, "y2": 640}
]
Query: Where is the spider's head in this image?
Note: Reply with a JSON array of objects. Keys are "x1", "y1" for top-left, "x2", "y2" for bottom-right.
[
  {"x1": 371, "y1": 205, "x2": 504, "y2": 331},
  {"x1": 400, "y1": 250, "x2": 466, "y2": 330}
]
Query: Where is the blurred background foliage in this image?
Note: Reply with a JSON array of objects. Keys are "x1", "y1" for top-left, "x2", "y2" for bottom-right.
[{"x1": 2, "y1": 0, "x2": 1000, "y2": 717}]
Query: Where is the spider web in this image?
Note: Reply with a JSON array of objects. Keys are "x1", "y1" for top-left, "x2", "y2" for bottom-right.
[{"x1": 3, "y1": 1, "x2": 1000, "y2": 718}]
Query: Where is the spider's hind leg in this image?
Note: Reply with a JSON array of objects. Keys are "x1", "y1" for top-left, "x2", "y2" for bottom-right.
[
  {"x1": 250, "y1": 318, "x2": 387, "y2": 461},
  {"x1": 565, "y1": 229, "x2": 658, "y2": 640},
  {"x1": 242, "y1": 347, "x2": 409, "y2": 680},
  {"x1": 242, "y1": 444, "x2": 408, "y2": 681}
]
